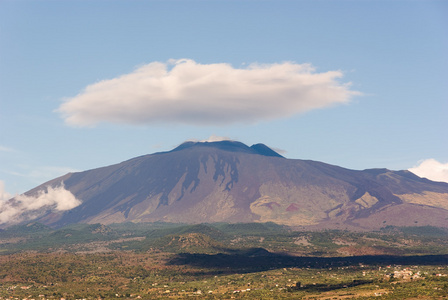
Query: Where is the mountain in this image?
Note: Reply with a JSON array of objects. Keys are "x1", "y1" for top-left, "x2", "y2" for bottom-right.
[{"x1": 7, "y1": 141, "x2": 448, "y2": 230}]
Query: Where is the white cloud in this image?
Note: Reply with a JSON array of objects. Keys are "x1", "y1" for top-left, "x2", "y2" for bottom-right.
[
  {"x1": 409, "y1": 159, "x2": 448, "y2": 183},
  {"x1": 201, "y1": 135, "x2": 232, "y2": 142},
  {"x1": 0, "y1": 180, "x2": 12, "y2": 202},
  {"x1": 0, "y1": 184, "x2": 81, "y2": 224},
  {"x1": 271, "y1": 147, "x2": 287, "y2": 155},
  {"x1": 185, "y1": 135, "x2": 232, "y2": 143},
  {"x1": 57, "y1": 59, "x2": 360, "y2": 126},
  {"x1": 183, "y1": 135, "x2": 233, "y2": 144}
]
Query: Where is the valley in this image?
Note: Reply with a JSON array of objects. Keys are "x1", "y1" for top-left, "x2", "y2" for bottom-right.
[{"x1": 1, "y1": 222, "x2": 447, "y2": 299}]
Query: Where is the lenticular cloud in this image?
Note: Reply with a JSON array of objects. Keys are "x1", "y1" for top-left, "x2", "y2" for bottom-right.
[{"x1": 58, "y1": 59, "x2": 360, "y2": 126}]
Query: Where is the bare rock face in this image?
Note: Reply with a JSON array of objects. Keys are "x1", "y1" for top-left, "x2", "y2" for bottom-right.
[{"x1": 18, "y1": 141, "x2": 448, "y2": 229}]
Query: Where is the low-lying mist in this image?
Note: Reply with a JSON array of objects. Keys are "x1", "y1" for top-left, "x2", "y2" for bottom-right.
[{"x1": 0, "y1": 184, "x2": 81, "y2": 225}]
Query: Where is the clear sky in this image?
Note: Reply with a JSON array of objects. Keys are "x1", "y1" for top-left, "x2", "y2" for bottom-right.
[{"x1": 1, "y1": 0, "x2": 447, "y2": 198}]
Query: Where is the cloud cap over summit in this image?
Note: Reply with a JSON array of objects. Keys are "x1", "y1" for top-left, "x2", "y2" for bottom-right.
[{"x1": 57, "y1": 59, "x2": 360, "y2": 127}]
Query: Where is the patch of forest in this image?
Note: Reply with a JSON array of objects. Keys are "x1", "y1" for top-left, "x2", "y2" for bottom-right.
[
  {"x1": 0, "y1": 251, "x2": 447, "y2": 299},
  {"x1": 1, "y1": 222, "x2": 447, "y2": 256},
  {"x1": 1, "y1": 222, "x2": 448, "y2": 299}
]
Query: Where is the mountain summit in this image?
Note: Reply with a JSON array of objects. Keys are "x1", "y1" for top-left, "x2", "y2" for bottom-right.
[
  {"x1": 169, "y1": 140, "x2": 284, "y2": 158},
  {"x1": 6, "y1": 141, "x2": 448, "y2": 229}
]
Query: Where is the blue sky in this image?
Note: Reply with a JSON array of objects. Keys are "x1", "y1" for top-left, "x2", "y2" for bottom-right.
[{"x1": 1, "y1": 0, "x2": 447, "y2": 198}]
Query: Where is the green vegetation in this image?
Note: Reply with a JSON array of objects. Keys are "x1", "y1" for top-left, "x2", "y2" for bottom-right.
[{"x1": 1, "y1": 222, "x2": 447, "y2": 299}]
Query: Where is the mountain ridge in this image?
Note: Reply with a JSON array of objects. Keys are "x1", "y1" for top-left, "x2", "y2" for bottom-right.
[
  {"x1": 168, "y1": 140, "x2": 284, "y2": 158},
  {"x1": 3, "y1": 140, "x2": 448, "y2": 230}
]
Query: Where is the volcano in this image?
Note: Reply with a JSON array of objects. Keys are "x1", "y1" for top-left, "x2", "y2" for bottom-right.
[{"x1": 10, "y1": 141, "x2": 448, "y2": 229}]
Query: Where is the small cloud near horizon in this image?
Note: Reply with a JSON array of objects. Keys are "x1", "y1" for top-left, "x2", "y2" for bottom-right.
[
  {"x1": 201, "y1": 135, "x2": 232, "y2": 142},
  {"x1": 183, "y1": 135, "x2": 233, "y2": 144},
  {"x1": 57, "y1": 59, "x2": 360, "y2": 127},
  {"x1": 409, "y1": 159, "x2": 448, "y2": 183},
  {"x1": 271, "y1": 147, "x2": 287, "y2": 155},
  {"x1": 0, "y1": 183, "x2": 82, "y2": 225}
]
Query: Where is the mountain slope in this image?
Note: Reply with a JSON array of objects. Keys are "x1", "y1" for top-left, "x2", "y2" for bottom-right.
[{"x1": 11, "y1": 141, "x2": 448, "y2": 229}]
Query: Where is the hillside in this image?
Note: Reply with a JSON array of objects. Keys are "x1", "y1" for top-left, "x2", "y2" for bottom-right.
[{"x1": 3, "y1": 140, "x2": 448, "y2": 230}]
